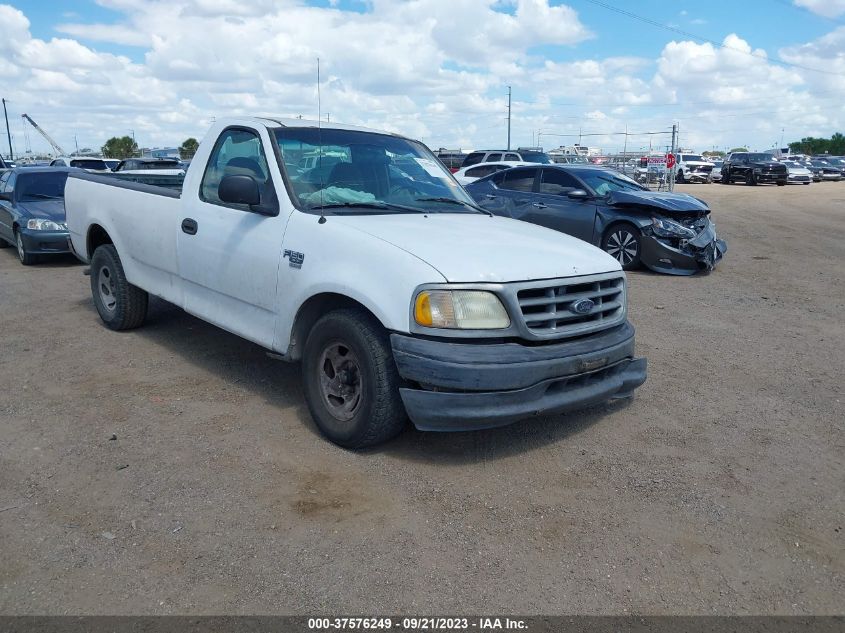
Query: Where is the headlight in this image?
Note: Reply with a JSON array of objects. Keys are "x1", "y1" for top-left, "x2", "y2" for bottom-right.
[
  {"x1": 27, "y1": 219, "x2": 66, "y2": 231},
  {"x1": 651, "y1": 217, "x2": 696, "y2": 239},
  {"x1": 414, "y1": 290, "x2": 510, "y2": 330}
]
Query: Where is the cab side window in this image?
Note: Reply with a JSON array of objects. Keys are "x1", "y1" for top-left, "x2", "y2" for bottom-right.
[{"x1": 200, "y1": 128, "x2": 274, "y2": 211}]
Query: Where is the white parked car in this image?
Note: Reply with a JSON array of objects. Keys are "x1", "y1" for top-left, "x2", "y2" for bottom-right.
[
  {"x1": 782, "y1": 161, "x2": 813, "y2": 185},
  {"x1": 710, "y1": 160, "x2": 723, "y2": 182},
  {"x1": 673, "y1": 153, "x2": 715, "y2": 183},
  {"x1": 65, "y1": 117, "x2": 647, "y2": 448},
  {"x1": 49, "y1": 157, "x2": 111, "y2": 173},
  {"x1": 453, "y1": 161, "x2": 531, "y2": 185}
]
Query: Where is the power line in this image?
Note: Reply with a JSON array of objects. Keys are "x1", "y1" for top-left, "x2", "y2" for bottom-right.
[{"x1": 579, "y1": 0, "x2": 845, "y2": 76}]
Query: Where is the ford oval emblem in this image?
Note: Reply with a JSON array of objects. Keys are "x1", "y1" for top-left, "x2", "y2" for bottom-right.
[{"x1": 570, "y1": 298, "x2": 595, "y2": 315}]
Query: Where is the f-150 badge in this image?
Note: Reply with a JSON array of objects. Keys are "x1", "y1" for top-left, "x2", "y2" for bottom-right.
[{"x1": 283, "y1": 250, "x2": 305, "y2": 269}]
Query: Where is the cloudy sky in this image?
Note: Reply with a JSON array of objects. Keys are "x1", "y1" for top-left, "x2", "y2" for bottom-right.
[{"x1": 1, "y1": 0, "x2": 844, "y2": 157}]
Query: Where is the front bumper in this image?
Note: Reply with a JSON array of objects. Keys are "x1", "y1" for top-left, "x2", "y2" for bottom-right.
[
  {"x1": 640, "y1": 221, "x2": 727, "y2": 275},
  {"x1": 391, "y1": 321, "x2": 647, "y2": 431},
  {"x1": 18, "y1": 229, "x2": 71, "y2": 255},
  {"x1": 754, "y1": 171, "x2": 787, "y2": 182},
  {"x1": 787, "y1": 174, "x2": 812, "y2": 184}
]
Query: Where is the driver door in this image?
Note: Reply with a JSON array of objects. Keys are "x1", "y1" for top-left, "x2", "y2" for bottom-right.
[
  {"x1": 176, "y1": 126, "x2": 288, "y2": 348},
  {"x1": 523, "y1": 168, "x2": 597, "y2": 242}
]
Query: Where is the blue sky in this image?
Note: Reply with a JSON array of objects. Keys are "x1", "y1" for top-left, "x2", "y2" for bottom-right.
[{"x1": 2, "y1": 0, "x2": 844, "y2": 154}]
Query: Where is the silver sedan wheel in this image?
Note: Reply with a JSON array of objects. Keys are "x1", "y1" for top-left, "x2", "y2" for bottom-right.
[
  {"x1": 605, "y1": 229, "x2": 639, "y2": 267},
  {"x1": 16, "y1": 232, "x2": 25, "y2": 262},
  {"x1": 317, "y1": 342, "x2": 364, "y2": 422},
  {"x1": 97, "y1": 266, "x2": 118, "y2": 313}
]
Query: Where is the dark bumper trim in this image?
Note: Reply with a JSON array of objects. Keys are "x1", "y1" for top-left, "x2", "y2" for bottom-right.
[
  {"x1": 391, "y1": 322, "x2": 636, "y2": 392},
  {"x1": 399, "y1": 357, "x2": 647, "y2": 432},
  {"x1": 391, "y1": 322, "x2": 647, "y2": 432}
]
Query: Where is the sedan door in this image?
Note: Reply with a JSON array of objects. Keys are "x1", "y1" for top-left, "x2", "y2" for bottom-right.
[
  {"x1": 522, "y1": 168, "x2": 597, "y2": 242},
  {"x1": 477, "y1": 167, "x2": 539, "y2": 219}
]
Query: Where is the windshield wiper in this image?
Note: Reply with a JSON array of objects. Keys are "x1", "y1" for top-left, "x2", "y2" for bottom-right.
[
  {"x1": 307, "y1": 201, "x2": 426, "y2": 214},
  {"x1": 22, "y1": 193, "x2": 61, "y2": 199},
  {"x1": 414, "y1": 197, "x2": 492, "y2": 216}
]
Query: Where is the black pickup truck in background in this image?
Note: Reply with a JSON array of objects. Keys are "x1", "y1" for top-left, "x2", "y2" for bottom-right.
[{"x1": 721, "y1": 152, "x2": 787, "y2": 186}]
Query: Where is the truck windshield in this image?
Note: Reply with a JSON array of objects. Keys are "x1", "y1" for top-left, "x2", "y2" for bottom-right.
[{"x1": 275, "y1": 128, "x2": 481, "y2": 214}]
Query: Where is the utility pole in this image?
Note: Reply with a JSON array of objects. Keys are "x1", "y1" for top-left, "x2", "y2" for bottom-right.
[
  {"x1": 669, "y1": 123, "x2": 678, "y2": 192},
  {"x1": 622, "y1": 124, "x2": 628, "y2": 158},
  {"x1": 2, "y1": 98, "x2": 12, "y2": 161},
  {"x1": 506, "y1": 86, "x2": 512, "y2": 150}
]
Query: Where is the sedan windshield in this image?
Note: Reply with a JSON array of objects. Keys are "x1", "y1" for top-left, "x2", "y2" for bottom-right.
[
  {"x1": 275, "y1": 128, "x2": 479, "y2": 214},
  {"x1": 577, "y1": 170, "x2": 646, "y2": 195},
  {"x1": 15, "y1": 172, "x2": 70, "y2": 200}
]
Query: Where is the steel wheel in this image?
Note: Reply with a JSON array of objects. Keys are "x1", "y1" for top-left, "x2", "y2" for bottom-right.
[
  {"x1": 97, "y1": 266, "x2": 118, "y2": 313},
  {"x1": 317, "y1": 342, "x2": 364, "y2": 422},
  {"x1": 603, "y1": 226, "x2": 641, "y2": 269}
]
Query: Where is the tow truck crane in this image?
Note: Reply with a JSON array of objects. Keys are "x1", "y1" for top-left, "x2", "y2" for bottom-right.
[{"x1": 21, "y1": 114, "x2": 66, "y2": 157}]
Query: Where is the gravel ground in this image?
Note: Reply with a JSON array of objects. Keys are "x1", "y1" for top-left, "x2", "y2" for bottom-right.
[{"x1": 0, "y1": 182, "x2": 843, "y2": 615}]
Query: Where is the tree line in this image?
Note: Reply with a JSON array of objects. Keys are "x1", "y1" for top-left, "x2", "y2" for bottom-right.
[
  {"x1": 788, "y1": 133, "x2": 845, "y2": 156},
  {"x1": 100, "y1": 136, "x2": 200, "y2": 159}
]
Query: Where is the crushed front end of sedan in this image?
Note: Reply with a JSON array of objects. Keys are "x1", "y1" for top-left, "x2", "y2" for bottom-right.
[{"x1": 605, "y1": 190, "x2": 728, "y2": 275}]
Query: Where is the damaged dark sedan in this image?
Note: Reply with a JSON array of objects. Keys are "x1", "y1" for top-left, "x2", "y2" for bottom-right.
[{"x1": 465, "y1": 164, "x2": 727, "y2": 275}]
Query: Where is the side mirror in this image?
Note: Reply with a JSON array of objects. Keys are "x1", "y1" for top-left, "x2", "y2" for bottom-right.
[
  {"x1": 567, "y1": 189, "x2": 590, "y2": 200},
  {"x1": 219, "y1": 174, "x2": 260, "y2": 207},
  {"x1": 0, "y1": 191, "x2": 11, "y2": 201}
]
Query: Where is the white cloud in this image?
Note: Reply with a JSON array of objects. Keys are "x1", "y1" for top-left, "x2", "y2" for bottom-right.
[
  {"x1": 794, "y1": 0, "x2": 845, "y2": 19},
  {"x1": 0, "y1": 1, "x2": 843, "y2": 157}
]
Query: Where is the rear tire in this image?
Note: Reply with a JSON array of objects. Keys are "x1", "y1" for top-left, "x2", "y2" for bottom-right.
[
  {"x1": 602, "y1": 223, "x2": 642, "y2": 271},
  {"x1": 302, "y1": 308, "x2": 408, "y2": 448},
  {"x1": 90, "y1": 244, "x2": 148, "y2": 330}
]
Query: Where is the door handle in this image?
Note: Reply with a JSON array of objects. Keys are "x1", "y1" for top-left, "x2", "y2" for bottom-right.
[
  {"x1": 181, "y1": 218, "x2": 198, "y2": 235},
  {"x1": 532, "y1": 203, "x2": 548, "y2": 209},
  {"x1": 484, "y1": 194, "x2": 497, "y2": 199}
]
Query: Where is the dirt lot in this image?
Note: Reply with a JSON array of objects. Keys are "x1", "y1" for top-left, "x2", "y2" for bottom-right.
[{"x1": 0, "y1": 182, "x2": 843, "y2": 615}]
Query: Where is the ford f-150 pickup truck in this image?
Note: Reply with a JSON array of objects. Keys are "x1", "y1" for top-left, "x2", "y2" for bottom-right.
[{"x1": 65, "y1": 117, "x2": 647, "y2": 448}]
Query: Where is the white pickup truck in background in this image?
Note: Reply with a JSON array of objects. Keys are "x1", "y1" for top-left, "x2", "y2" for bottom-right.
[{"x1": 65, "y1": 117, "x2": 647, "y2": 447}]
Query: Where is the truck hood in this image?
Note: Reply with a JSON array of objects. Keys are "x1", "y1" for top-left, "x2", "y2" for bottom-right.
[
  {"x1": 605, "y1": 189, "x2": 710, "y2": 214},
  {"x1": 332, "y1": 213, "x2": 621, "y2": 283}
]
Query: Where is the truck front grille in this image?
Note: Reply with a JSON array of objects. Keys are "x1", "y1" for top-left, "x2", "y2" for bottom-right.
[{"x1": 515, "y1": 274, "x2": 626, "y2": 337}]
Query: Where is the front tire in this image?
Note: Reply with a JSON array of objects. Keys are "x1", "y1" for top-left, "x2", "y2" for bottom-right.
[
  {"x1": 15, "y1": 230, "x2": 37, "y2": 265},
  {"x1": 746, "y1": 172, "x2": 757, "y2": 186},
  {"x1": 90, "y1": 244, "x2": 148, "y2": 330},
  {"x1": 722, "y1": 169, "x2": 731, "y2": 184},
  {"x1": 302, "y1": 308, "x2": 408, "y2": 448},
  {"x1": 777, "y1": 179, "x2": 787, "y2": 186},
  {"x1": 602, "y1": 223, "x2": 642, "y2": 271}
]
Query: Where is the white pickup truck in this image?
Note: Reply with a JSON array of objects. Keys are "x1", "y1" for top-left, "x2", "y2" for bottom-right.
[{"x1": 65, "y1": 117, "x2": 647, "y2": 447}]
